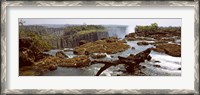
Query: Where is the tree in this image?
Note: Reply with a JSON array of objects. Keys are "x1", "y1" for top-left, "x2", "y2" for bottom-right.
[{"x1": 150, "y1": 23, "x2": 158, "y2": 31}]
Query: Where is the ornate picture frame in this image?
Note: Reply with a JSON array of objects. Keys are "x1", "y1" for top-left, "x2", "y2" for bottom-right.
[{"x1": 1, "y1": 0, "x2": 199, "y2": 94}]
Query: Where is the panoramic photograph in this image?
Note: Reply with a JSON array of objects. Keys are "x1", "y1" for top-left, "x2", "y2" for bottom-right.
[{"x1": 19, "y1": 18, "x2": 181, "y2": 76}]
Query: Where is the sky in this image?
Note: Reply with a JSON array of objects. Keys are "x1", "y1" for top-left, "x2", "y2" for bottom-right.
[{"x1": 19, "y1": 18, "x2": 181, "y2": 33}]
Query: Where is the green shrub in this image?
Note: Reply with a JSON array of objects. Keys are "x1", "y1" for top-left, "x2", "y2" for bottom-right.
[
  {"x1": 135, "y1": 23, "x2": 180, "y2": 33},
  {"x1": 19, "y1": 27, "x2": 52, "y2": 51},
  {"x1": 63, "y1": 25, "x2": 106, "y2": 36}
]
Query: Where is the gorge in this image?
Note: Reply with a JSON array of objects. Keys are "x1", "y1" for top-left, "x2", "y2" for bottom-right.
[
  {"x1": 22, "y1": 24, "x2": 128, "y2": 49},
  {"x1": 19, "y1": 23, "x2": 181, "y2": 76}
]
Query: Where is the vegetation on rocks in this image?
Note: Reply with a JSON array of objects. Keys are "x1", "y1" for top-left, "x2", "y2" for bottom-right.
[
  {"x1": 55, "y1": 51, "x2": 68, "y2": 58},
  {"x1": 63, "y1": 25, "x2": 106, "y2": 36},
  {"x1": 135, "y1": 23, "x2": 158, "y2": 32},
  {"x1": 153, "y1": 44, "x2": 181, "y2": 57},
  {"x1": 19, "y1": 21, "x2": 181, "y2": 76},
  {"x1": 125, "y1": 23, "x2": 181, "y2": 42},
  {"x1": 125, "y1": 23, "x2": 181, "y2": 57},
  {"x1": 58, "y1": 55, "x2": 90, "y2": 67},
  {"x1": 62, "y1": 25, "x2": 108, "y2": 48},
  {"x1": 73, "y1": 37, "x2": 130, "y2": 55}
]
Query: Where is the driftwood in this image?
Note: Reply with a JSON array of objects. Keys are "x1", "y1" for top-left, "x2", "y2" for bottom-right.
[{"x1": 91, "y1": 48, "x2": 152, "y2": 76}]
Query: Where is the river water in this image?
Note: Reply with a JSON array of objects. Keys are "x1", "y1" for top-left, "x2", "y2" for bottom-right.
[{"x1": 43, "y1": 40, "x2": 181, "y2": 76}]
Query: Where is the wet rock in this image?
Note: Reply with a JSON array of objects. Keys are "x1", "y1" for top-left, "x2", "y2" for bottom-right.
[
  {"x1": 19, "y1": 48, "x2": 35, "y2": 67},
  {"x1": 137, "y1": 42, "x2": 149, "y2": 45},
  {"x1": 125, "y1": 37, "x2": 136, "y2": 41},
  {"x1": 58, "y1": 55, "x2": 91, "y2": 67},
  {"x1": 105, "y1": 37, "x2": 118, "y2": 43},
  {"x1": 49, "y1": 64, "x2": 57, "y2": 71},
  {"x1": 79, "y1": 40, "x2": 89, "y2": 46},
  {"x1": 125, "y1": 36, "x2": 155, "y2": 41},
  {"x1": 73, "y1": 48, "x2": 86, "y2": 55},
  {"x1": 131, "y1": 47, "x2": 135, "y2": 50},
  {"x1": 153, "y1": 64, "x2": 161, "y2": 68},
  {"x1": 91, "y1": 53, "x2": 106, "y2": 59},
  {"x1": 125, "y1": 33, "x2": 136, "y2": 38},
  {"x1": 150, "y1": 47, "x2": 166, "y2": 53},
  {"x1": 125, "y1": 26, "x2": 181, "y2": 43},
  {"x1": 146, "y1": 55, "x2": 152, "y2": 61},
  {"x1": 161, "y1": 37, "x2": 175, "y2": 42},
  {"x1": 154, "y1": 60, "x2": 161, "y2": 63},
  {"x1": 155, "y1": 44, "x2": 181, "y2": 57},
  {"x1": 129, "y1": 54, "x2": 135, "y2": 57},
  {"x1": 74, "y1": 37, "x2": 130, "y2": 55},
  {"x1": 55, "y1": 51, "x2": 68, "y2": 58},
  {"x1": 35, "y1": 53, "x2": 51, "y2": 62},
  {"x1": 121, "y1": 39, "x2": 127, "y2": 43},
  {"x1": 63, "y1": 50, "x2": 72, "y2": 52},
  {"x1": 150, "y1": 41, "x2": 168, "y2": 45},
  {"x1": 141, "y1": 65, "x2": 146, "y2": 69},
  {"x1": 34, "y1": 56, "x2": 61, "y2": 72},
  {"x1": 63, "y1": 48, "x2": 73, "y2": 52},
  {"x1": 111, "y1": 55, "x2": 114, "y2": 58}
]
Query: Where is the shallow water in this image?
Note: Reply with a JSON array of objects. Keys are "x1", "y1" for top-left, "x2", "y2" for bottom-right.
[{"x1": 43, "y1": 40, "x2": 181, "y2": 76}]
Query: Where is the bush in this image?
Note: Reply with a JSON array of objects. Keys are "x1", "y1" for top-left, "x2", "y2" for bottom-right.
[
  {"x1": 19, "y1": 27, "x2": 52, "y2": 51},
  {"x1": 135, "y1": 23, "x2": 181, "y2": 33},
  {"x1": 63, "y1": 25, "x2": 106, "y2": 36}
]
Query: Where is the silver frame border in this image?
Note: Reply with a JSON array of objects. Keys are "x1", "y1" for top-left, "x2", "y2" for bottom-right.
[{"x1": 1, "y1": 1, "x2": 199, "y2": 94}]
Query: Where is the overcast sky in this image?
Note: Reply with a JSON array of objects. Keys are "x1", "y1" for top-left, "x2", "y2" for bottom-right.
[{"x1": 20, "y1": 18, "x2": 181, "y2": 33}]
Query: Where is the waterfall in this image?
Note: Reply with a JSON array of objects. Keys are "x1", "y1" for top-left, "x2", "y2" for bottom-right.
[{"x1": 104, "y1": 25, "x2": 128, "y2": 39}]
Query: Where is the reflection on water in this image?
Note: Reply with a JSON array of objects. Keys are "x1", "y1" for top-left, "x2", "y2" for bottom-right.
[{"x1": 43, "y1": 40, "x2": 181, "y2": 76}]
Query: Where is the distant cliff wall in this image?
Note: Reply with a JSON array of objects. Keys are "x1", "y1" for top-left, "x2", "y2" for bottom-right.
[
  {"x1": 48, "y1": 31, "x2": 109, "y2": 48},
  {"x1": 23, "y1": 25, "x2": 127, "y2": 49}
]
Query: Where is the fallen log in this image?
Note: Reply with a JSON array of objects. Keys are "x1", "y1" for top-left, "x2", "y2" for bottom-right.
[{"x1": 92, "y1": 48, "x2": 152, "y2": 76}]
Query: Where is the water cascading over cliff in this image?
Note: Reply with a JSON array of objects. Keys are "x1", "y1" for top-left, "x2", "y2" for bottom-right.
[
  {"x1": 49, "y1": 25, "x2": 128, "y2": 48},
  {"x1": 104, "y1": 25, "x2": 128, "y2": 39},
  {"x1": 22, "y1": 25, "x2": 128, "y2": 49}
]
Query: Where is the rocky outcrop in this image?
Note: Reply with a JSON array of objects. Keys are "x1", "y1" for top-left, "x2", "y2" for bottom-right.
[
  {"x1": 73, "y1": 37, "x2": 130, "y2": 55},
  {"x1": 19, "y1": 38, "x2": 57, "y2": 75},
  {"x1": 19, "y1": 48, "x2": 35, "y2": 67},
  {"x1": 55, "y1": 51, "x2": 68, "y2": 58},
  {"x1": 58, "y1": 55, "x2": 90, "y2": 67},
  {"x1": 137, "y1": 41, "x2": 149, "y2": 45},
  {"x1": 150, "y1": 48, "x2": 166, "y2": 53},
  {"x1": 49, "y1": 64, "x2": 58, "y2": 71},
  {"x1": 125, "y1": 26, "x2": 181, "y2": 44},
  {"x1": 90, "y1": 53, "x2": 107, "y2": 59},
  {"x1": 150, "y1": 44, "x2": 181, "y2": 57},
  {"x1": 49, "y1": 31, "x2": 109, "y2": 49},
  {"x1": 19, "y1": 38, "x2": 44, "y2": 67},
  {"x1": 79, "y1": 40, "x2": 89, "y2": 46},
  {"x1": 153, "y1": 64, "x2": 161, "y2": 68}
]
